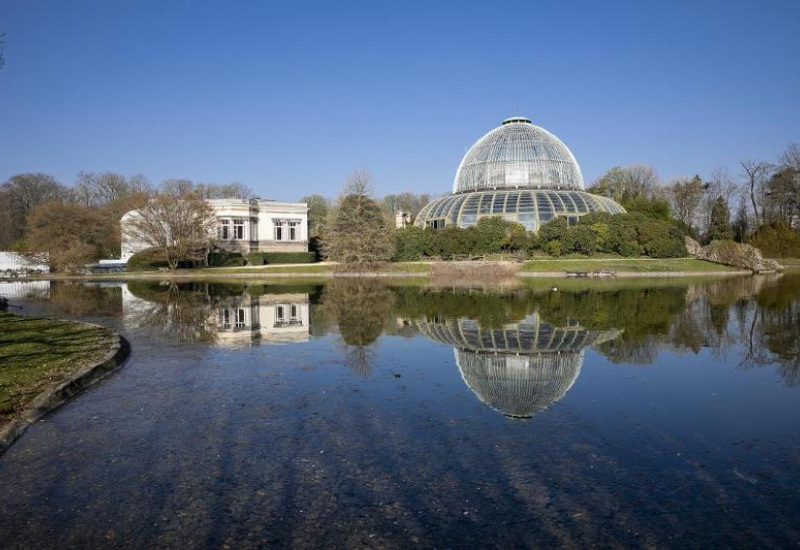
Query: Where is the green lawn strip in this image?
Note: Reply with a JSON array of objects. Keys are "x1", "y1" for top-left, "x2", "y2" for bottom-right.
[
  {"x1": 777, "y1": 258, "x2": 800, "y2": 267},
  {"x1": 520, "y1": 257, "x2": 739, "y2": 273},
  {"x1": 0, "y1": 313, "x2": 114, "y2": 422}
]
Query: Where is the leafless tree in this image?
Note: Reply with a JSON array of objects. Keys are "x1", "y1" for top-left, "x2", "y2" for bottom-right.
[
  {"x1": 780, "y1": 142, "x2": 800, "y2": 171},
  {"x1": 341, "y1": 169, "x2": 374, "y2": 198},
  {"x1": 700, "y1": 167, "x2": 739, "y2": 232},
  {"x1": 740, "y1": 159, "x2": 773, "y2": 227},
  {"x1": 123, "y1": 189, "x2": 217, "y2": 271},
  {"x1": 668, "y1": 176, "x2": 705, "y2": 228}
]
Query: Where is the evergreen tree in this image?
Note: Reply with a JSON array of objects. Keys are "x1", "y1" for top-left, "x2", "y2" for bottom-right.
[
  {"x1": 706, "y1": 196, "x2": 733, "y2": 242},
  {"x1": 322, "y1": 171, "x2": 394, "y2": 265}
]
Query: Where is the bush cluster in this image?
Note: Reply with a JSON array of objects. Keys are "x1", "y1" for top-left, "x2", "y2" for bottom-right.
[
  {"x1": 392, "y1": 217, "x2": 536, "y2": 261},
  {"x1": 208, "y1": 250, "x2": 246, "y2": 267},
  {"x1": 392, "y1": 213, "x2": 688, "y2": 261},
  {"x1": 246, "y1": 251, "x2": 316, "y2": 265},
  {"x1": 746, "y1": 222, "x2": 800, "y2": 258},
  {"x1": 127, "y1": 248, "x2": 192, "y2": 271}
]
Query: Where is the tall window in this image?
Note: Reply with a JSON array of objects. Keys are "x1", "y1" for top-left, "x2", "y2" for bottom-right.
[
  {"x1": 220, "y1": 308, "x2": 231, "y2": 330},
  {"x1": 273, "y1": 219, "x2": 302, "y2": 241},
  {"x1": 235, "y1": 308, "x2": 246, "y2": 329},
  {"x1": 289, "y1": 221, "x2": 300, "y2": 241},
  {"x1": 219, "y1": 219, "x2": 231, "y2": 240},
  {"x1": 234, "y1": 219, "x2": 245, "y2": 240}
]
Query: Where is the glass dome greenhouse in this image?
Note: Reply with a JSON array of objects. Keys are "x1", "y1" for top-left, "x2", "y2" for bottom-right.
[{"x1": 416, "y1": 117, "x2": 625, "y2": 231}]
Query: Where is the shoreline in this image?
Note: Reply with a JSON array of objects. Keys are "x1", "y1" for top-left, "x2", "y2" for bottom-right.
[
  {"x1": 0, "y1": 316, "x2": 130, "y2": 456},
  {"x1": 6, "y1": 258, "x2": 796, "y2": 283}
]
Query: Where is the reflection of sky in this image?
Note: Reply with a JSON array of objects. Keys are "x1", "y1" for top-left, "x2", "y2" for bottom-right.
[{"x1": 2, "y1": 281, "x2": 800, "y2": 547}]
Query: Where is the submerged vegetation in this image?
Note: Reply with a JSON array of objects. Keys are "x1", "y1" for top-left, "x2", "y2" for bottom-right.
[{"x1": 0, "y1": 313, "x2": 115, "y2": 422}]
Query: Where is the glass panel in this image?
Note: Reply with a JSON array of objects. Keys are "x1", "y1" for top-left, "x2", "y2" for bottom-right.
[
  {"x1": 479, "y1": 194, "x2": 492, "y2": 214},
  {"x1": 560, "y1": 192, "x2": 578, "y2": 213},
  {"x1": 506, "y1": 192, "x2": 519, "y2": 211},
  {"x1": 492, "y1": 192, "x2": 506, "y2": 214}
]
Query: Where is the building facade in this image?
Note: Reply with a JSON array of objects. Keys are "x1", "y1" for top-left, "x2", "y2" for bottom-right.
[
  {"x1": 121, "y1": 198, "x2": 309, "y2": 261},
  {"x1": 415, "y1": 116, "x2": 625, "y2": 232}
]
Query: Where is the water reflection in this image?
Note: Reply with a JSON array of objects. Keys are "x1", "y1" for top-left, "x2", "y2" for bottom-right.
[
  {"x1": 418, "y1": 314, "x2": 621, "y2": 418},
  {"x1": 121, "y1": 282, "x2": 311, "y2": 346}
]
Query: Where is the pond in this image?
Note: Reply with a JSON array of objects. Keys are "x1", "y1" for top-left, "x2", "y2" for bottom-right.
[{"x1": 1, "y1": 275, "x2": 799, "y2": 548}]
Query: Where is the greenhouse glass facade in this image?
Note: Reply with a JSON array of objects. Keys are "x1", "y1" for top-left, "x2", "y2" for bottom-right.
[
  {"x1": 414, "y1": 188, "x2": 625, "y2": 232},
  {"x1": 416, "y1": 116, "x2": 625, "y2": 231}
]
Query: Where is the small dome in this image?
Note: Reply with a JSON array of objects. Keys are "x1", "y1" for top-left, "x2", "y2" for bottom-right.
[{"x1": 453, "y1": 117, "x2": 583, "y2": 194}]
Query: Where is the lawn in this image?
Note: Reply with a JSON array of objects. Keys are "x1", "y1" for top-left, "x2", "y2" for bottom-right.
[
  {"x1": 520, "y1": 257, "x2": 740, "y2": 273},
  {"x1": 0, "y1": 313, "x2": 115, "y2": 422}
]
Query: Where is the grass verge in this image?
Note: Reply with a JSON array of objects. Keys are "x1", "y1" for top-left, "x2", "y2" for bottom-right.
[
  {"x1": 520, "y1": 257, "x2": 740, "y2": 273},
  {"x1": 0, "y1": 313, "x2": 115, "y2": 424}
]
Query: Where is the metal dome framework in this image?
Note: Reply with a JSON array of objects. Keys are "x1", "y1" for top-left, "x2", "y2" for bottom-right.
[
  {"x1": 453, "y1": 117, "x2": 584, "y2": 194},
  {"x1": 415, "y1": 116, "x2": 626, "y2": 231},
  {"x1": 414, "y1": 188, "x2": 625, "y2": 232},
  {"x1": 416, "y1": 314, "x2": 621, "y2": 418}
]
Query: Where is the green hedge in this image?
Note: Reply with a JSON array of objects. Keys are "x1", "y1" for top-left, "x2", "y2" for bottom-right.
[
  {"x1": 208, "y1": 251, "x2": 246, "y2": 267},
  {"x1": 246, "y1": 251, "x2": 316, "y2": 265},
  {"x1": 126, "y1": 248, "x2": 170, "y2": 271},
  {"x1": 391, "y1": 212, "x2": 688, "y2": 260}
]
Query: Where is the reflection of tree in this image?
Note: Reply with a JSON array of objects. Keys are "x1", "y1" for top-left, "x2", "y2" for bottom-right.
[
  {"x1": 320, "y1": 280, "x2": 395, "y2": 377},
  {"x1": 47, "y1": 282, "x2": 123, "y2": 317},
  {"x1": 126, "y1": 281, "x2": 218, "y2": 344}
]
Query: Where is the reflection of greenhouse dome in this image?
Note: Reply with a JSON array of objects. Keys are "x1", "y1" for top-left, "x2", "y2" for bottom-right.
[
  {"x1": 455, "y1": 349, "x2": 582, "y2": 418},
  {"x1": 416, "y1": 117, "x2": 625, "y2": 231},
  {"x1": 417, "y1": 314, "x2": 620, "y2": 418}
]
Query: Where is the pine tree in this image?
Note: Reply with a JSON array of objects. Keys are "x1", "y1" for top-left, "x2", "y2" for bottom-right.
[{"x1": 706, "y1": 196, "x2": 734, "y2": 243}]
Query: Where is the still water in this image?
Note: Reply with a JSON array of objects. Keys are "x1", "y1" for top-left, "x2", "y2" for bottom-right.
[{"x1": 1, "y1": 275, "x2": 799, "y2": 548}]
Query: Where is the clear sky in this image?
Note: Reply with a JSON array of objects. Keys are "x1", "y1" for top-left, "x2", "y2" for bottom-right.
[{"x1": 1, "y1": 0, "x2": 798, "y2": 201}]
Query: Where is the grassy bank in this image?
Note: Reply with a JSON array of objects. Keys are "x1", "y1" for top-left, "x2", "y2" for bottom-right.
[
  {"x1": 0, "y1": 313, "x2": 116, "y2": 424},
  {"x1": 521, "y1": 257, "x2": 740, "y2": 273}
]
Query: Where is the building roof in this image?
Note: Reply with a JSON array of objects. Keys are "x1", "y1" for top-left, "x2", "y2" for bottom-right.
[{"x1": 453, "y1": 117, "x2": 583, "y2": 194}]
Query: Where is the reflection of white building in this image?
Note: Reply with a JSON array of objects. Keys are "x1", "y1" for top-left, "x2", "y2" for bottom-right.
[
  {"x1": 121, "y1": 285, "x2": 311, "y2": 347},
  {"x1": 0, "y1": 280, "x2": 50, "y2": 299},
  {"x1": 121, "y1": 198, "x2": 309, "y2": 261},
  {"x1": 0, "y1": 252, "x2": 49, "y2": 276},
  {"x1": 213, "y1": 294, "x2": 310, "y2": 347}
]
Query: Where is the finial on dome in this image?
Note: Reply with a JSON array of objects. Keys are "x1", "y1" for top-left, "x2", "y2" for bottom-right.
[{"x1": 502, "y1": 116, "x2": 532, "y2": 125}]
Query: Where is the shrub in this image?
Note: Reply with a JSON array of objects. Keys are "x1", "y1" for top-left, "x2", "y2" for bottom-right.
[
  {"x1": 392, "y1": 226, "x2": 429, "y2": 262},
  {"x1": 747, "y1": 222, "x2": 800, "y2": 258},
  {"x1": 208, "y1": 250, "x2": 246, "y2": 267},
  {"x1": 127, "y1": 248, "x2": 170, "y2": 271},
  {"x1": 621, "y1": 196, "x2": 672, "y2": 220},
  {"x1": 248, "y1": 251, "x2": 316, "y2": 264},
  {"x1": 543, "y1": 240, "x2": 563, "y2": 257},
  {"x1": 562, "y1": 225, "x2": 599, "y2": 255},
  {"x1": 538, "y1": 217, "x2": 569, "y2": 245}
]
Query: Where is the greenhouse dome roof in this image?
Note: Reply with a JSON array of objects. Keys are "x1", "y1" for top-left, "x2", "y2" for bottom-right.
[{"x1": 453, "y1": 117, "x2": 584, "y2": 193}]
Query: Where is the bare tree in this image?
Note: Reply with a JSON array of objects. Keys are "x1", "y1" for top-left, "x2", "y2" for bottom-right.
[
  {"x1": 342, "y1": 169, "x2": 374, "y2": 197},
  {"x1": 196, "y1": 181, "x2": 254, "y2": 199},
  {"x1": 740, "y1": 159, "x2": 773, "y2": 227},
  {"x1": 780, "y1": 142, "x2": 800, "y2": 172},
  {"x1": 588, "y1": 165, "x2": 659, "y2": 201},
  {"x1": 668, "y1": 176, "x2": 705, "y2": 229},
  {"x1": 700, "y1": 167, "x2": 739, "y2": 232},
  {"x1": 123, "y1": 189, "x2": 217, "y2": 271}
]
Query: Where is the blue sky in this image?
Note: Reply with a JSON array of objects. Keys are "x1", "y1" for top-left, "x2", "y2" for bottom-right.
[{"x1": 1, "y1": 0, "x2": 798, "y2": 201}]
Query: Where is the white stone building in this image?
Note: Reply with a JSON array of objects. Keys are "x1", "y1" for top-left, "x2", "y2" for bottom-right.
[{"x1": 121, "y1": 198, "x2": 309, "y2": 261}]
